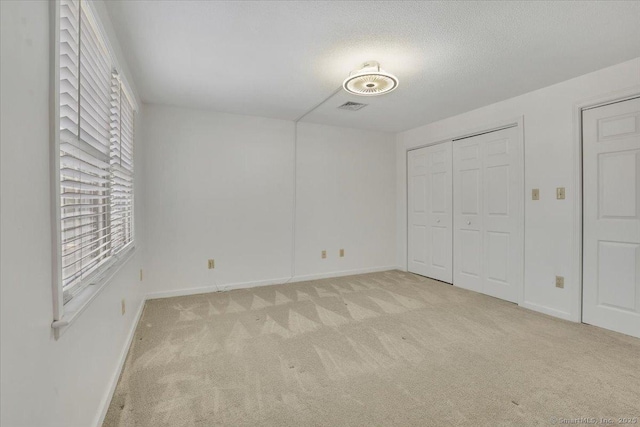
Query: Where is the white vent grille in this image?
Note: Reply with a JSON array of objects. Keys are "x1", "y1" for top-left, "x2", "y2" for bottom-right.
[{"x1": 338, "y1": 101, "x2": 368, "y2": 111}]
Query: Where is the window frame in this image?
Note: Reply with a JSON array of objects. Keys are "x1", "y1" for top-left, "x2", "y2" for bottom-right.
[{"x1": 50, "y1": 0, "x2": 138, "y2": 338}]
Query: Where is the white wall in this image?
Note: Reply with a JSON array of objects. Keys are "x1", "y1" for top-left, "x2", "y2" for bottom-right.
[
  {"x1": 142, "y1": 105, "x2": 295, "y2": 295},
  {"x1": 295, "y1": 122, "x2": 397, "y2": 278},
  {"x1": 142, "y1": 105, "x2": 397, "y2": 297},
  {"x1": 396, "y1": 58, "x2": 640, "y2": 321},
  {"x1": 0, "y1": 1, "x2": 146, "y2": 427}
]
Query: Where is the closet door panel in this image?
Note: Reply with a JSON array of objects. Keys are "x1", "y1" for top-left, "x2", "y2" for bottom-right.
[
  {"x1": 408, "y1": 142, "x2": 453, "y2": 283},
  {"x1": 408, "y1": 149, "x2": 429, "y2": 277},
  {"x1": 453, "y1": 126, "x2": 523, "y2": 302},
  {"x1": 482, "y1": 128, "x2": 521, "y2": 303},
  {"x1": 453, "y1": 139, "x2": 483, "y2": 292}
]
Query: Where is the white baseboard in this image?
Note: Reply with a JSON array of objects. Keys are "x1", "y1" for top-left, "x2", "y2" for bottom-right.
[
  {"x1": 146, "y1": 276, "x2": 292, "y2": 300},
  {"x1": 94, "y1": 299, "x2": 145, "y2": 427},
  {"x1": 145, "y1": 265, "x2": 399, "y2": 300},
  {"x1": 521, "y1": 301, "x2": 573, "y2": 321},
  {"x1": 292, "y1": 265, "x2": 398, "y2": 282}
]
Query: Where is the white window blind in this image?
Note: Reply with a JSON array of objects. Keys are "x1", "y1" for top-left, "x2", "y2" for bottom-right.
[
  {"x1": 58, "y1": 0, "x2": 135, "y2": 304},
  {"x1": 110, "y1": 72, "x2": 135, "y2": 253}
]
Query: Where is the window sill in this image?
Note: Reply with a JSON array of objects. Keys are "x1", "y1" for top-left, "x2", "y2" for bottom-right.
[{"x1": 52, "y1": 245, "x2": 136, "y2": 339}]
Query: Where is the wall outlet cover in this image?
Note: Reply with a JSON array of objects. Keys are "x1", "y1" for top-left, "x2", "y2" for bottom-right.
[
  {"x1": 321, "y1": 250, "x2": 327, "y2": 259},
  {"x1": 555, "y1": 276, "x2": 565, "y2": 288}
]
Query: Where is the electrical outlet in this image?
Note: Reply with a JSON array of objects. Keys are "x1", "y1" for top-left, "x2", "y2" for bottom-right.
[
  {"x1": 532, "y1": 189, "x2": 539, "y2": 200},
  {"x1": 339, "y1": 249, "x2": 345, "y2": 257},
  {"x1": 121, "y1": 299, "x2": 126, "y2": 315},
  {"x1": 555, "y1": 276, "x2": 564, "y2": 289},
  {"x1": 139, "y1": 269, "x2": 143, "y2": 281},
  {"x1": 321, "y1": 250, "x2": 327, "y2": 259},
  {"x1": 556, "y1": 187, "x2": 565, "y2": 200},
  {"x1": 208, "y1": 259, "x2": 215, "y2": 269}
]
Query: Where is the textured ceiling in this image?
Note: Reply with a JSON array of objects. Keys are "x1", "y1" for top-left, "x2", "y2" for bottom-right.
[{"x1": 105, "y1": 1, "x2": 640, "y2": 133}]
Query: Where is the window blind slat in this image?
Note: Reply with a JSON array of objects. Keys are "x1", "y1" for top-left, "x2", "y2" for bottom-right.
[
  {"x1": 62, "y1": 247, "x2": 111, "y2": 283},
  {"x1": 61, "y1": 168, "x2": 110, "y2": 185},
  {"x1": 61, "y1": 192, "x2": 110, "y2": 201},
  {"x1": 61, "y1": 210, "x2": 108, "y2": 221},
  {"x1": 63, "y1": 234, "x2": 106, "y2": 255},
  {"x1": 61, "y1": 155, "x2": 111, "y2": 177},
  {"x1": 60, "y1": 179, "x2": 107, "y2": 192},
  {"x1": 63, "y1": 257, "x2": 112, "y2": 297},
  {"x1": 110, "y1": 178, "x2": 132, "y2": 187},
  {"x1": 78, "y1": 73, "x2": 110, "y2": 117},
  {"x1": 62, "y1": 225, "x2": 108, "y2": 244},
  {"x1": 63, "y1": 225, "x2": 110, "y2": 245},
  {"x1": 61, "y1": 135, "x2": 110, "y2": 164},
  {"x1": 79, "y1": 62, "x2": 109, "y2": 106},
  {"x1": 63, "y1": 233, "x2": 112, "y2": 258},
  {"x1": 61, "y1": 202, "x2": 109, "y2": 212}
]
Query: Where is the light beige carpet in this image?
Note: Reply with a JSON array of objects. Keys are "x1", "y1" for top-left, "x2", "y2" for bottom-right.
[{"x1": 103, "y1": 270, "x2": 640, "y2": 427}]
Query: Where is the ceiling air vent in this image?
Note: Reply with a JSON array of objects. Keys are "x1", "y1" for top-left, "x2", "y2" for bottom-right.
[{"x1": 338, "y1": 101, "x2": 368, "y2": 111}]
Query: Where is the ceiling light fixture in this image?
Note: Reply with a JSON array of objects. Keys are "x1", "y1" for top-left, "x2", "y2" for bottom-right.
[{"x1": 342, "y1": 61, "x2": 398, "y2": 96}]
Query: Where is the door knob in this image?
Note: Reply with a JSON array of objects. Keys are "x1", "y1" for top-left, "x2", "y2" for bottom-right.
[
  {"x1": 436, "y1": 219, "x2": 440, "y2": 223},
  {"x1": 467, "y1": 221, "x2": 471, "y2": 225}
]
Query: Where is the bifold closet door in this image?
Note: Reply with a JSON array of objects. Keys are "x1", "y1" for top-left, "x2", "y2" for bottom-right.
[
  {"x1": 407, "y1": 142, "x2": 453, "y2": 283},
  {"x1": 453, "y1": 126, "x2": 523, "y2": 303},
  {"x1": 583, "y1": 96, "x2": 640, "y2": 338}
]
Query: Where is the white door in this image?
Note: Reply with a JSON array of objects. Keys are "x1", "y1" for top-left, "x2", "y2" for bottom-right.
[
  {"x1": 583, "y1": 96, "x2": 640, "y2": 338},
  {"x1": 407, "y1": 142, "x2": 453, "y2": 283},
  {"x1": 453, "y1": 126, "x2": 523, "y2": 303}
]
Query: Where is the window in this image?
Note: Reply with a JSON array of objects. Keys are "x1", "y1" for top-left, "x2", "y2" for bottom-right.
[{"x1": 54, "y1": 0, "x2": 136, "y2": 318}]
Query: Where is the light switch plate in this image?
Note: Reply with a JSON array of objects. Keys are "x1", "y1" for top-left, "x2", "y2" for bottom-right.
[
  {"x1": 556, "y1": 187, "x2": 565, "y2": 200},
  {"x1": 555, "y1": 276, "x2": 564, "y2": 288},
  {"x1": 532, "y1": 189, "x2": 539, "y2": 200},
  {"x1": 208, "y1": 259, "x2": 215, "y2": 269},
  {"x1": 321, "y1": 250, "x2": 327, "y2": 259},
  {"x1": 339, "y1": 249, "x2": 345, "y2": 257}
]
